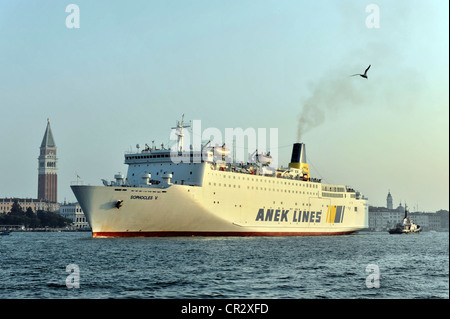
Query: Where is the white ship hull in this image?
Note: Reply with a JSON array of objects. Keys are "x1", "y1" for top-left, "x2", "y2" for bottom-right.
[{"x1": 72, "y1": 169, "x2": 368, "y2": 237}]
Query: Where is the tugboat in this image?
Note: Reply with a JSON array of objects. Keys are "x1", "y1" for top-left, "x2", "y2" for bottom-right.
[{"x1": 388, "y1": 205, "x2": 421, "y2": 234}]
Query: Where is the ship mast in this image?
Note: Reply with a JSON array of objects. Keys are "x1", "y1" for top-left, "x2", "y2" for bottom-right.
[{"x1": 171, "y1": 114, "x2": 191, "y2": 152}]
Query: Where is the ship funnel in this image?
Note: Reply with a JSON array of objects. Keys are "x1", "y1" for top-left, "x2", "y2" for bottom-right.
[{"x1": 289, "y1": 143, "x2": 310, "y2": 180}]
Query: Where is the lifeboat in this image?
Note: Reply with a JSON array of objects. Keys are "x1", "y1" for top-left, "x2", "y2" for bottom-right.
[
  {"x1": 256, "y1": 152, "x2": 272, "y2": 165},
  {"x1": 212, "y1": 144, "x2": 230, "y2": 156}
]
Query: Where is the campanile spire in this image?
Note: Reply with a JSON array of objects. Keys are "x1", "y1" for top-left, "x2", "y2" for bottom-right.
[{"x1": 38, "y1": 119, "x2": 57, "y2": 202}]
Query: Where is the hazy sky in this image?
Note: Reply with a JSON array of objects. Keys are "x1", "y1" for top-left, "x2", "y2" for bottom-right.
[{"x1": 0, "y1": 0, "x2": 448, "y2": 211}]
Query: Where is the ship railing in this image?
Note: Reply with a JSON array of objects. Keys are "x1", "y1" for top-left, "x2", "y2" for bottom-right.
[
  {"x1": 70, "y1": 180, "x2": 86, "y2": 186},
  {"x1": 211, "y1": 163, "x2": 323, "y2": 184}
]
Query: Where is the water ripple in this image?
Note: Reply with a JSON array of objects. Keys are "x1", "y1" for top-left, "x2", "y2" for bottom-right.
[{"x1": 0, "y1": 231, "x2": 448, "y2": 299}]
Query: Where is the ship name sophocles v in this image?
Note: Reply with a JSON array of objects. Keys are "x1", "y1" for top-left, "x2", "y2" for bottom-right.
[{"x1": 71, "y1": 117, "x2": 368, "y2": 237}]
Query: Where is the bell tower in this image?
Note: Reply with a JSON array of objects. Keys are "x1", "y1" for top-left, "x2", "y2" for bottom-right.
[
  {"x1": 386, "y1": 191, "x2": 393, "y2": 210},
  {"x1": 38, "y1": 118, "x2": 58, "y2": 202}
]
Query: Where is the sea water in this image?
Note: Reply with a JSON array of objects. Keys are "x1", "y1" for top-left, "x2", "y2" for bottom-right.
[{"x1": 0, "y1": 231, "x2": 448, "y2": 299}]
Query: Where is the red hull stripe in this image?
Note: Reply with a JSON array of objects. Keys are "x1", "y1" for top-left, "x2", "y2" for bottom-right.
[{"x1": 93, "y1": 231, "x2": 356, "y2": 238}]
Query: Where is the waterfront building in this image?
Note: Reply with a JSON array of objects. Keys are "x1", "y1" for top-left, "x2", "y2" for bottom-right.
[
  {"x1": 0, "y1": 198, "x2": 60, "y2": 214},
  {"x1": 368, "y1": 206, "x2": 449, "y2": 231},
  {"x1": 396, "y1": 202, "x2": 405, "y2": 214},
  {"x1": 59, "y1": 202, "x2": 89, "y2": 229},
  {"x1": 368, "y1": 208, "x2": 404, "y2": 231}
]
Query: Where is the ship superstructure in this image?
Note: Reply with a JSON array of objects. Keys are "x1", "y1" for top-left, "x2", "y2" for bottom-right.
[{"x1": 72, "y1": 117, "x2": 368, "y2": 237}]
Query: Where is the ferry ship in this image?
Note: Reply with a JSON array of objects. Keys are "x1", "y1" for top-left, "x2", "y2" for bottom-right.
[{"x1": 71, "y1": 117, "x2": 368, "y2": 237}]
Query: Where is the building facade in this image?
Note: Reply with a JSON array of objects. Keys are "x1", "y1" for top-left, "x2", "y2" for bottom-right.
[
  {"x1": 59, "y1": 202, "x2": 89, "y2": 229},
  {"x1": 368, "y1": 207, "x2": 449, "y2": 232},
  {"x1": 0, "y1": 198, "x2": 60, "y2": 214},
  {"x1": 38, "y1": 119, "x2": 58, "y2": 203},
  {"x1": 368, "y1": 209, "x2": 404, "y2": 231}
]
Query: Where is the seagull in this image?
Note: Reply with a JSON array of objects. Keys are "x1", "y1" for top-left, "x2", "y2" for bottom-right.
[{"x1": 351, "y1": 65, "x2": 371, "y2": 79}]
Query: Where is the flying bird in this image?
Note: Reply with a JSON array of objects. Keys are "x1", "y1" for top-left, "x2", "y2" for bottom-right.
[{"x1": 351, "y1": 65, "x2": 371, "y2": 79}]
